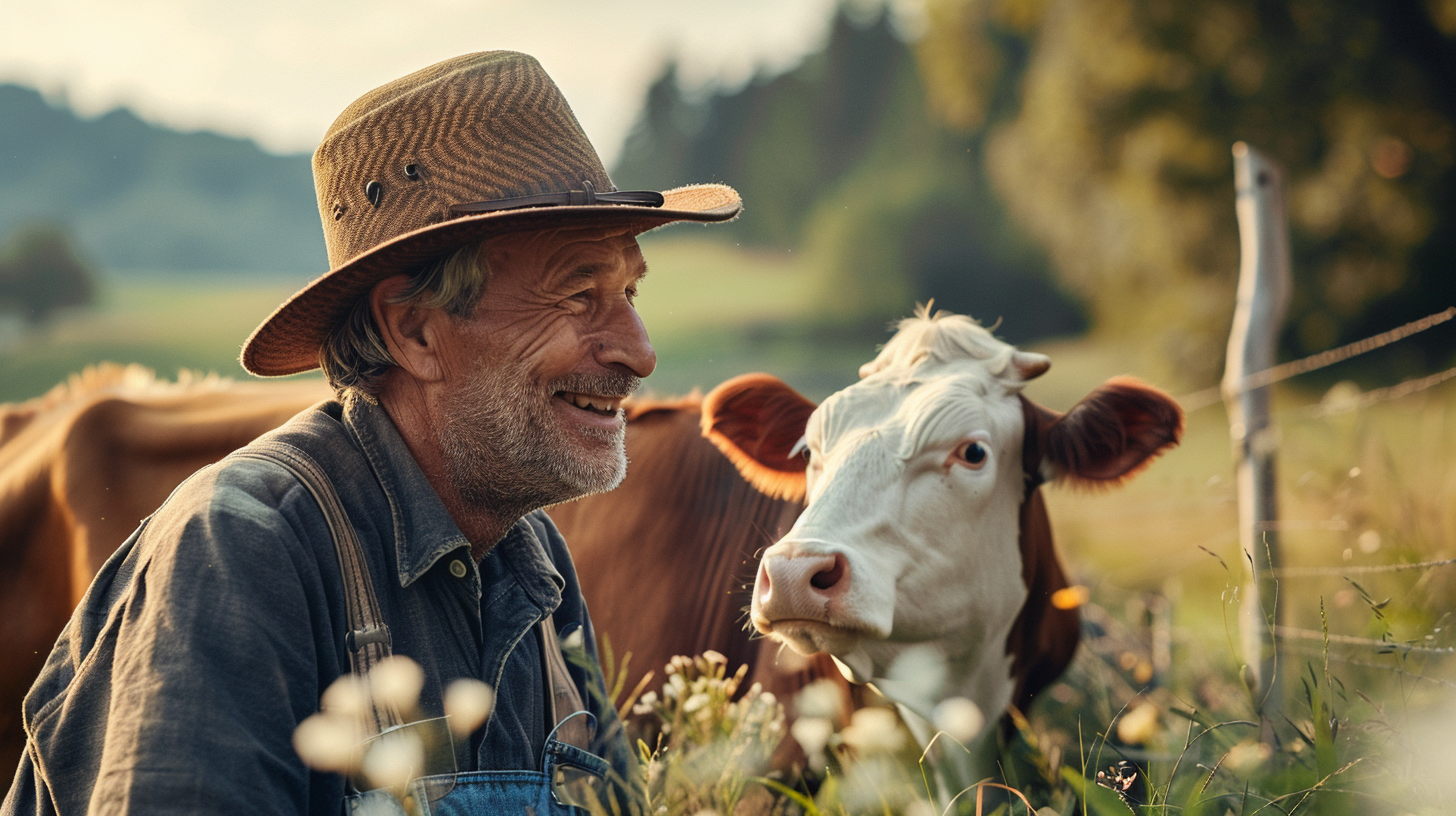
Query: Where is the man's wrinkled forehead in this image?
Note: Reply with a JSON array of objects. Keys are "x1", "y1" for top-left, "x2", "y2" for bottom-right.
[{"x1": 481, "y1": 225, "x2": 646, "y2": 279}]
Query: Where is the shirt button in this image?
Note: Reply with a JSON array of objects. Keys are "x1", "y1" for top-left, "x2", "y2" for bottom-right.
[{"x1": 449, "y1": 559, "x2": 467, "y2": 579}]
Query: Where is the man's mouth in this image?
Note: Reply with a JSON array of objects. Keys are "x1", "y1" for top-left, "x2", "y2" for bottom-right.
[{"x1": 555, "y1": 391, "x2": 623, "y2": 416}]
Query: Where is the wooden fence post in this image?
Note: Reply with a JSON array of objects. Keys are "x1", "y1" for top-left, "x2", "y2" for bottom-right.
[{"x1": 1223, "y1": 142, "x2": 1291, "y2": 717}]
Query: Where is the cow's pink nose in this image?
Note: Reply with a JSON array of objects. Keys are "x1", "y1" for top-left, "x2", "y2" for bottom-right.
[
  {"x1": 810, "y1": 554, "x2": 847, "y2": 591},
  {"x1": 757, "y1": 552, "x2": 851, "y2": 616}
]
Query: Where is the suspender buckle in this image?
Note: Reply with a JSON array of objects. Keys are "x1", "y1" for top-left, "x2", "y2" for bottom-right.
[{"x1": 346, "y1": 624, "x2": 392, "y2": 652}]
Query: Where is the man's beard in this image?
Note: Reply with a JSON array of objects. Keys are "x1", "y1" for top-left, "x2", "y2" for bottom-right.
[{"x1": 436, "y1": 360, "x2": 639, "y2": 518}]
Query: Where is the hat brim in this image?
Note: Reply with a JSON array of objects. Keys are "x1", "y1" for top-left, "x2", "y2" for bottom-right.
[{"x1": 241, "y1": 183, "x2": 741, "y2": 377}]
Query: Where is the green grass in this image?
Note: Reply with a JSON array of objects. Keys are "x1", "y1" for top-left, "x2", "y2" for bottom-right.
[
  {"x1": 0, "y1": 273, "x2": 315, "y2": 402},
  {"x1": 7, "y1": 239, "x2": 1456, "y2": 812},
  {"x1": 0, "y1": 236, "x2": 868, "y2": 404}
]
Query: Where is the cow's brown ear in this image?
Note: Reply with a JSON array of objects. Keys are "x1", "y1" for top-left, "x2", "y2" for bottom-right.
[
  {"x1": 1029, "y1": 376, "x2": 1183, "y2": 488},
  {"x1": 701, "y1": 374, "x2": 816, "y2": 503}
]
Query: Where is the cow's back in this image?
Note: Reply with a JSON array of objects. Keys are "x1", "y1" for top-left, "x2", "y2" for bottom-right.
[{"x1": 0, "y1": 366, "x2": 327, "y2": 769}]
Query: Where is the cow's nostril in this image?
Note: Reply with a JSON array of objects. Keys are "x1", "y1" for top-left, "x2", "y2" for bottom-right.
[{"x1": 810, "y1": 555, "x2": 846, "y2": 591}]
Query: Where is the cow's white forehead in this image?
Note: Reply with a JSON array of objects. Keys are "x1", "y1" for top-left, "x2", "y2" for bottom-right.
[
  {"x1": 811, "y1": 312, "x2": 1031, "y2": 458},
  {"x1": 812, "y1": 373, "x2": 1015, "y2": 460}
]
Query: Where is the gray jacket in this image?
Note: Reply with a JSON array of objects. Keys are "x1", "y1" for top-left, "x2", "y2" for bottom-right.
[{"x1": 3, "y1": 395, "x2": 630, "y2": 814}]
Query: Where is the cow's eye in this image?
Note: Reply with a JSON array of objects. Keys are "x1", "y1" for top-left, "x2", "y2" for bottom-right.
[
  {"x1": 788, "y1": 435, "x2": 810, "y2": 462},
  {"x1": 950, "y1": 440, "x2": 988, "y2": 469}
]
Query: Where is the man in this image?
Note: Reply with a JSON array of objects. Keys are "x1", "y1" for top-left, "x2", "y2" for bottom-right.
[{"x1": 3, "y1": 51, "x2": 740, "y2": 814}]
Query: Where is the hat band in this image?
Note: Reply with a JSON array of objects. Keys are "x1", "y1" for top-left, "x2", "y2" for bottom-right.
[{"x1": 450, "y1": 185, "x2": 665, "y2": 215}]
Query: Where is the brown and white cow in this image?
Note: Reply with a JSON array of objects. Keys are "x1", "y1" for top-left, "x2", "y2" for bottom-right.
[
  {"x1": 0, "y1": 314, "x2": 1178, "y2": 772},
  {"x1": 701, "y1": 308, "x2": 1182, "y2": 738}
]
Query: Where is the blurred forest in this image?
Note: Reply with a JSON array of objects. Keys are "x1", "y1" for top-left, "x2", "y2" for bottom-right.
[
  {"x1": 614, "y1": 7, "x2": 1087, "y2": 345},
  {"x1": 2, "y1": 1, "x2": 1453, "y2": 387},
  {"x1": 917, "y1": 0, "x2": 1456, "y2": 382},
  {"x1": 620, "y1": 0, "x2": 1456, "y2": 385}
]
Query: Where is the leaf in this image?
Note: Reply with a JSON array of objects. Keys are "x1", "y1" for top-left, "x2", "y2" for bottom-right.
[{"x1": 752, "y1": 776, "x2": 821, "y2": 815}]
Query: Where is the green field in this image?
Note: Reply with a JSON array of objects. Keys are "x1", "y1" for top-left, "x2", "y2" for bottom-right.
[
  {"x1": 3, "y1": 236, "x2": 1453, "y2": 810},
  {"x1": 0, "y1": 234, "x2": 868, "y2": 404}
]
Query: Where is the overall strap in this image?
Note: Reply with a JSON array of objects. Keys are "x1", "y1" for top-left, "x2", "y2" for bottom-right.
[
  {"x1": 232, "y1": 441, "x2": 403, "y2": 734},
  {"x1": 539, "y1": 615, "x2": 593, "y2": 748}
]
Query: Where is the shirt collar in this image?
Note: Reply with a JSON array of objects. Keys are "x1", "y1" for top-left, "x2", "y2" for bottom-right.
[
  {"x1": 342, "y1": 394, "x2": 471, "y2": 587},
  {"x1": 341, "y1": 394, "x2": 564, "y2": 604}
]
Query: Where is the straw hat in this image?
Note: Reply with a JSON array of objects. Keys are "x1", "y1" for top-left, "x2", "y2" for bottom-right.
[{"x1": 241, "y1": 51, "x2": 741, "y2": 377}]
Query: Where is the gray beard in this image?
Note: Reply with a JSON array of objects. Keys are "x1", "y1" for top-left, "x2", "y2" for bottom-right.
[{"x1": 436, "y1": 360, "x2": 637, "y2": 521}]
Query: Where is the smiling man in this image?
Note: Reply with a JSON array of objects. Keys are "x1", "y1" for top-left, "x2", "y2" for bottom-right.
[{"x1": 4, "y1": 52, "x2": 739, "y2": 815}]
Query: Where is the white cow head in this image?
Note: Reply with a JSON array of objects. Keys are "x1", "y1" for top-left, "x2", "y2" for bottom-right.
[{"x1": 702, "y1": 309, "x2": 1181, "y2": 725}]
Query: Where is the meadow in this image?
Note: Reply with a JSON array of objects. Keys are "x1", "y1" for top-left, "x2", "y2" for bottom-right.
[{"x1": 3, "y1": 234, "x2": 1453, "y2": 813}]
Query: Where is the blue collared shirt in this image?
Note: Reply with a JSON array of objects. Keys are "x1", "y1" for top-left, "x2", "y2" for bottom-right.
[{"x1": 3, "y1": 394, "x2": 630, "y2": 814}]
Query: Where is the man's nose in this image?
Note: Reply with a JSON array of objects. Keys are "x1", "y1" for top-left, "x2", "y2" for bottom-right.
[{"x1": 596, "y1": 299, "x2": 656, "y2": 378}]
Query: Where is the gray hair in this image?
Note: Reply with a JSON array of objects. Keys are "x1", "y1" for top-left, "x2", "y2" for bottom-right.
[{"x1": 319, "y1": 241, "x2": 488, "y2": 397}]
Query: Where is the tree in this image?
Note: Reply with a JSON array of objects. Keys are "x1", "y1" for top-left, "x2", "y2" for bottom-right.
[
  {"x1": 614, "y1": 5, "x2": 1086, "y2": 342},
  {"x1": 917, "y1": 0, "x2": 1456, "y2": 383},
  {"x1": 0, "y1": 224, "x2": 97, "y2": 327}
]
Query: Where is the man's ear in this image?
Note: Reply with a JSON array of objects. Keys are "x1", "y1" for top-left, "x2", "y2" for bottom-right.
[
  {"x1": 371, "y1": 275, "x2": 449, "y2": 383},
  {"x1": 701, "y1": 374, "x2": 817, "y2": 503}
]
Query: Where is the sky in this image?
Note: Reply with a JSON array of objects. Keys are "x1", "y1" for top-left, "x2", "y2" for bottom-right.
[{"x1": 1, "y1": 0, "x2": 922, "y2": 166}]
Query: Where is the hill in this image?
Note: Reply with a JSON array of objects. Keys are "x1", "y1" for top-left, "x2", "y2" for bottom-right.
[{"x1": 0, "y1": 85, "x2": 323, "y2": 275}]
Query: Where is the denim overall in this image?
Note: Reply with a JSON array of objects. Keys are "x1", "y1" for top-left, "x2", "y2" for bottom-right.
[
  {"x1": 343, "y1": 618, "x2": 614, "y2": 816},
  {"x1": 251, "y1": 442, "x2": 615, "y2": 815}
]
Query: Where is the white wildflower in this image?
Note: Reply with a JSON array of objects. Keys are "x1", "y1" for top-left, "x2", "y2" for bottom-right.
[
  {"x1": 369, "y1": 655, "x2": 425, "y2": 711},
  {"x1": 632, "y1": 690, "x2": 659, "y2": 716},
  {"x1": 561, "y1": 628, "x2": 585, "y2": 652},
  {"x1": 879, "y1": 645, "x2": 946, "y2": 715},
  {"x1": 903, "y1": 800, "x2": 940, "y2": 816},
  {"x1": 293, "y1": 712, "x2": 365, "y2": 773},
  {"x1": 790, "y1": 716, "x2": 834, "y2": 765},
  {"x1": 362, "y1": 728, "x2": 425, "y2": 791},
  {"x1": 320, "y1": 674, "x2": 370, "y2": 721},
  {"x1": 1225, "y1": 738, "x2": 1273, "y2": 773},
  {"x1": 931, "y1": 697, "x2": 985, "y2": 743},
  {"x1": 683, "y1": 692, "x2": 711, "y2": 714},
  {"x1": 840, "y1": 706, "x2": 905, "y2": 754},
  {"x1": 795, "y1": 679, "x2": 844, "y2": 720},
  {"x1": 1116, "y1": 701, "x2": 1161, "y2": 746},
  {"x1": 443, "y1": 678, "x2": 494, "y2": 738}
]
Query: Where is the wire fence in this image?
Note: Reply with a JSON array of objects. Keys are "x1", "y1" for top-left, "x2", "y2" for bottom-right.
[
  {"x1": 1177, "y1": 306, "x2": 1456, "y2": 413},
  {"x1": 1155, "y1": 305, "x2": 1456, "y2": 693},
  {"x1": 1198, "y1": 305, "x2": 1456, "y2": 682}
]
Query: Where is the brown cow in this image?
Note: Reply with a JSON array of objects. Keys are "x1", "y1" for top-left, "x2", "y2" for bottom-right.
[
  {"x1": 0, "y1": 368, "x2": 809, "y2": 772},
  {"x1": 0, "y1": 354, "x2": 1107, "y2": 772},
  {"x1": 0, "y1": 366, "x2": 330, "y2": 769}
]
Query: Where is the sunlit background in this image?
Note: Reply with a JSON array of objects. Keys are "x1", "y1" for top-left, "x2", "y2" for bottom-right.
[{"x1": 3, "y1": 0, "x2": 1456, "y2": 810}]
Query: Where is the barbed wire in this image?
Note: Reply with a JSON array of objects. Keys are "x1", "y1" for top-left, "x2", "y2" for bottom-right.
[
  {"x1": 1179, "y1": 306, "x2": 1456, "y2": 412},
  {"x1": 1270, "y1": 557, "x2": 1456, "y2": 577},
  {"x1": 1281, "y1": 644, "x2": 1456, "y2": 690},
  {"x1": 1289, "y1": 365, "x2": 1456, "y2": 419},
  {"x1": 1273, "y1": 625, "x2": 1456, "y2": 655}
]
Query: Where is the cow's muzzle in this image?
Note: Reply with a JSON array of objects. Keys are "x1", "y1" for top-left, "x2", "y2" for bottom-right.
[{"x1": 752, "y1": 545, "x2": 877, "y2": 655}]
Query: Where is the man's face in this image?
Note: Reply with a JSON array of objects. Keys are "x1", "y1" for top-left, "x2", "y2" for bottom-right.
[{"x1": 432, "y1": 225, "x2": 655, "y2": 514}]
